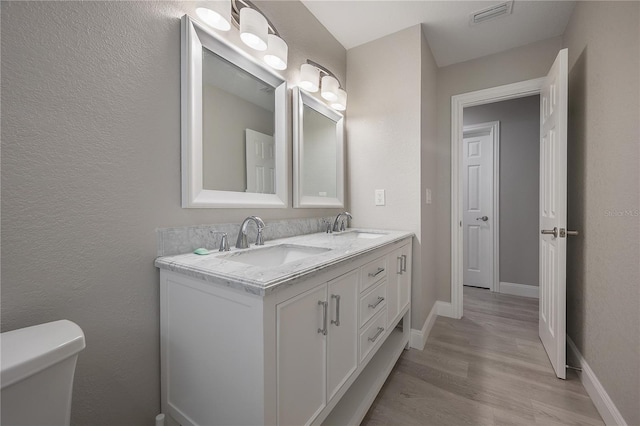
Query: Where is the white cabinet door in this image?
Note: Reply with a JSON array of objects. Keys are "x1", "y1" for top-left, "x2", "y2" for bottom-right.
[
  {"x1": 386, "y1": 253, "x2": 400, "y2": 324},
  {"x1": 327, "y1": 270, "x2": 359, "y2": 401},
  {"x1": 277, "y1": 285, "x2": 327, "y2": 425},
  {"x1": 398, "y1": 244, "x2": 411, "y2": 313},
  {"x1": 387, "y1": 243, "x2": 411, "y2": 326}
]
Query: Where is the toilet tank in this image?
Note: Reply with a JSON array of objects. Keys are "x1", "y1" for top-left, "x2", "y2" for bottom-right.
[{"x1": 1, "y1": 320, "x2": 86, "y2": 426}]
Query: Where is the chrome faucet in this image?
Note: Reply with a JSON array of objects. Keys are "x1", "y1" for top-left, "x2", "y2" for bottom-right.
[
  {"x1": 332, "y1": 212, "x2": 353, "y2": 232},
  {"x1": 235, "y1": 216, "x2": 266, "y2": 249}
]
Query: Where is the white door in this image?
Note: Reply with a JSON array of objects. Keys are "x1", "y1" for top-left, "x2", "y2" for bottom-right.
[
  {"x1": 276, "y1": 285, "x2": 327, "y2": 425},
  {"x1": 539, "y1": 48, "x2": 568, "y2": 380},
  {"x1": 327, "y1": 270, "x2": 358, "y2": 401},
  {"x1": 245, "y1": 129, "x2": 275, "y2": 194},
  {"x1": 462, "y1": 128, "x2": 494, "y2": 289}
]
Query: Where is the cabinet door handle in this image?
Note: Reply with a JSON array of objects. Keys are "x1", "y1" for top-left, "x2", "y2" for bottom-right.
[
  {"x1": 397, "y1": 256, "x2": 402, "y2": 275},
  {"x1": 368, "y1": 296, "x2": 385, "y2": 309},
  {"x1": 331, "y1": 294, "x2": 341, "y2": 327},
  {"x1": 368, "y1": 267, "x2": 385, "y2": 278},
  {"x1": 401, "y1": 254, "x2": 407, "y2": 273},
  {"x1": 368, "y1": 327, "x2": 385, "y2": 342},
  {"x1": 317, "y1": 300, "x2": 328, "y2": 335}
]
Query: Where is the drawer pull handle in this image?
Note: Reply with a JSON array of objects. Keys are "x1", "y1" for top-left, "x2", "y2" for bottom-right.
[
  {"x1": 331, "y1": 294, "x2": 341, "y2": 327},
  {"x1": 368, "y1": 327, "x2": 384, "y2": 342},
  {"x1": 401, "y1": 255, "x2": 407, "y2": 273},
  {"x1": 318, "y1": 300, "x2": 328, "y2": 335},
  {"x1": 368, "y1": 296, "x2": 385, "y2": 309},
  {"x1": 368, "y1": 267, "x2": 385, "y2": 278}
]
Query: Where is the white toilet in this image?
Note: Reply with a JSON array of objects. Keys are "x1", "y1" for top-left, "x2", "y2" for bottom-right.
[{"x1": 1, "y1": 320, "x2": 86, "y2": 426}]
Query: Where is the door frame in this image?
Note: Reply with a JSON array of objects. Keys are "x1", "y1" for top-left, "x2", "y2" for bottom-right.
[
  {"x1": 451, "y1": 77, "x2": 544, "y2": 319},
  {"x1": 462, "y1": 121, "x2": 500, "y2": 293}
]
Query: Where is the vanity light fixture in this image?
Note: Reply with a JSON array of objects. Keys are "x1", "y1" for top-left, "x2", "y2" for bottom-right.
[
  {"x1": 196, "y1": 2, "x2": 232, "y2": 31},
  {"x1": 299, "y1": 60, "x2": 347, "y2": 110},
  {"x1": 230, "y1": 0, "x2": 288, "y2": 69}
]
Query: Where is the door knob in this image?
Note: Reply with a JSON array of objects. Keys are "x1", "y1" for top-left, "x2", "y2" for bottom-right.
[
  {"x1": 559, "y1": 228, "x2": 579, "y2": 238},
  {"x1": 541, "y1": 227, "x2": 558, "y2": 238},
  {"x1": 476, "y1": 216, "x2": 489, "y2": 222}
]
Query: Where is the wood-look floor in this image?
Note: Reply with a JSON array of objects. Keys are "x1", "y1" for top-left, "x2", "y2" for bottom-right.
[{"x1": 362, "y1": 286, "x2": 603, "y2": 426}]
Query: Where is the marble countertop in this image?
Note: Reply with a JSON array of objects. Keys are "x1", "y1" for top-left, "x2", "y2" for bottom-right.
[{"x1": 155, "y1": 228, "x2": 413, "y2": 296}]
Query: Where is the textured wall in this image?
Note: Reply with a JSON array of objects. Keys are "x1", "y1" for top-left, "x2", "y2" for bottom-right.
[
  {"x1": 346, "y1": 26, "x2": 426, "y2": 326},
  {"x1": 420, "y1": 29, "x2": 440, "y2": 322},
  {"x1": 346, "y1": 25, "x2": 438, "y2": 329},
  {"x1": 0, "y1": 2, "x2": 345, "y2": 425},
  {"x1": 464, "y1": 96, "x2": 540, "y2": 287},
  {"x1": 562, "y1": 2, "x2": 640, "y2": 424},
  {"x1": 435, "y1": 36, "x2": 563, "y2": 301}
]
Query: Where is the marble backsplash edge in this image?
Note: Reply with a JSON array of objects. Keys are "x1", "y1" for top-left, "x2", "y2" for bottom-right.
[{"x1": 157, "y1": 216, "x2": 336, "y2": 257}]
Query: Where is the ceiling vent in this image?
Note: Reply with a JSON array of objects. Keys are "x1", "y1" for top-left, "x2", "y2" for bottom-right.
[{"x1": 469, "y1": 1, "x2": 514, "y2": 26}]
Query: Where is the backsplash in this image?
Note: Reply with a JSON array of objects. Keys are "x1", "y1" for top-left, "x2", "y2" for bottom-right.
[{"x1": 157, "y1": 216, "x2": 336, "y2": 257}]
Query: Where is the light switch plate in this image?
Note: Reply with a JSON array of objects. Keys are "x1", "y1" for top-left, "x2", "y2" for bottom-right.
[
  {"x1": 375, "y1": 189, "x2": 385, "y2": 206},
  {"x1": 426, "y1": 188, "x2": 432, "y2": 204}
]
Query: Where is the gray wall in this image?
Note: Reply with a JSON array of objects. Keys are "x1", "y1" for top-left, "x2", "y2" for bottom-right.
[
  {"x1": 0, "y1": 2, "x2": 346, "y2": 425},
  {"x1": 419, "y1": 28, "x2": 440, "y2": 327},
  {"x1": 203, "y1": 84, "x2": 274, "y2": 192},
  {"x1": 563, "y1": 2, "x2": 640, "y2": 424},
  {"x1": 464, "y1": 96, "x2": 540, "y2": 287},
  {"x1": 346, "y1": 25, "x2": 439, "y2": 330},
  {"x1": 436, "y1": 36, "x2": 564, "y2": 301}
]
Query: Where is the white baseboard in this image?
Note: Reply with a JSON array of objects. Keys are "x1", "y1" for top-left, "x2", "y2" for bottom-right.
[
  {"x1": 499, "y1": 281, "x2": 539, "y2": 298},
  {"x1": 436, "y1": 301, "x2": 455, "y2": 318},
  {"x1": 410, "y1": 302, "x2": 438, "y2": 350},
  {"x1": 566, "y1": 336, "x2": 627, "y2": 426}
]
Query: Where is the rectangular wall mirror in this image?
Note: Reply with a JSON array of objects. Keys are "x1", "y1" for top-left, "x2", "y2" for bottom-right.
[
  {"x1": 292, "y1": 87, "x2": 345, "y2": 208},
  {"x1": 181, "y1": 15, "x2": 288, "y2": 208}
]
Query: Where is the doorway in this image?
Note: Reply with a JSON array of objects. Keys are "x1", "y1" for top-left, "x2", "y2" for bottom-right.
[
  {"x1": 450, "y1": 77, "x2": 544, "y2": 319},
  {"x1": 462, "y1": 96, "x2": 540, "y2": 298}
]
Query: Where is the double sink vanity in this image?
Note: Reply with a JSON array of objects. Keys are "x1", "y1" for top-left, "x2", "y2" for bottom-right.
[
  {"x1": 155, "y1": 220, "x2": 412, "y2": 426},
  {"x1": 160, "y1": 11, "x2": 414, "y2": 426}
]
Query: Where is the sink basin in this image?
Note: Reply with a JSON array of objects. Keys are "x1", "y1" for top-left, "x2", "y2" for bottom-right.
[
  {"x1": 222, "y1": 244, "x2": 331, "y2": 267},
  {"x1": 334, "y1": 231, "x2": 387, "y2": 240}
]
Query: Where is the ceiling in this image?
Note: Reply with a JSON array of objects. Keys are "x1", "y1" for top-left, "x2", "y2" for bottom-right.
[{"x1": 300, "y1": 1, "x2": 576, "y2": 67}]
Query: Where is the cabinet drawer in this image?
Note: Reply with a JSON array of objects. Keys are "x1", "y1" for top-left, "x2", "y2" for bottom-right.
[
  {"x1": 360, "y1": 256, "x2": 387, "y2": 292},
  {"x1": 359, "y1": 280, "x2": 387, "y2": 328},
  {"x1": 359, "y1": 309, "x2": 387, "y2": 362}
]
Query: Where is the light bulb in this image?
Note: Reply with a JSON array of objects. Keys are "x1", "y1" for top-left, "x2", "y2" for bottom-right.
[
  {"x1": 321, "y1": 75, "x2": 339, "y2": 102},
  {"x1": 196, "y1": 3, "x2": 231, "y2": 31},
  {"x1": 331, "y1": 89, "x2": 347, "y2": 111},
  {"x1": 299, "y1": 64, "x2": 319, "y2": 92},
  {"x1": 264, "y1": 34, "x2": 288, "y2": 70},
  {"x1": 240, "y1": 7, "x2": 268, "y2": 51}
]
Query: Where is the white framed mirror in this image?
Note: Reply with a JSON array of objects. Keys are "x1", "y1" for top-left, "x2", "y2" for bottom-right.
[
  {"x1": 181, "y1": 15, "x2": 288, "y2": 208},
  {"x1": 292, "y1": 87, "x2": 345, "y2": 208}
]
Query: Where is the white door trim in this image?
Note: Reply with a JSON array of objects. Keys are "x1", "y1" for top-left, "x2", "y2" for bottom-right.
[
  {"x1": 462, "y1": 121, "x2": 500, "y2": 292},
  {"x1": 451, "y1": 78, "x2": 544, "y2": 319}
]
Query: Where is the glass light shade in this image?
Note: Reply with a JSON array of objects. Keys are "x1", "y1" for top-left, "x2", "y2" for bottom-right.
[
  {"x1": 196, "y1": 3, "x2": 231, "y2": 31},
  {"x1": 331, "y1": 88, "x2": 347, "y2": 111},
  {"x1": 264, "y1": 34, "x2": 288, "y2": 70},
  {"x1": 240, "y1": 7, "x2": 268, "y2": 51},
  {"x1": 299, "y1": 64, "x2": 320, "y2": 92},
  {"x1": 321, "y1": 75, "x2": 339, "y2": 102}
]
